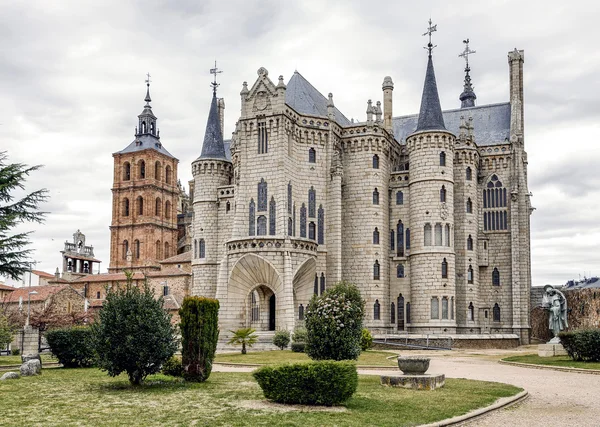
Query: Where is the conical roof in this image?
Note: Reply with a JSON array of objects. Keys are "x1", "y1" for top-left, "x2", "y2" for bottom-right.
[
  {"x1": 199, "y1": 91, "x2": 227, "y2": 160},
  {"x1": 415, "y1": 55, "x2": 446, "y2": 132}
]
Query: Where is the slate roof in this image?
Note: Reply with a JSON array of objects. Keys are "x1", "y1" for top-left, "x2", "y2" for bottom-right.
[
  {"x1": 392, "y1": 102, "x2": 511, "y2": 146},
  {"x1": 117, "y1": 134, "x2": 176, "y2": 159},
  {"x1": 564, "y1": 277, "x2": 600, "y2": 289},
  {"x1": 199, "y1": 92, "x2": 228, "y2": 161},
  {"x1": 415, "y1": 55, "x2": 446, "y2": 132},
  {"x1": 285, "y1": 72, "x2": 352, "y2": 126}
]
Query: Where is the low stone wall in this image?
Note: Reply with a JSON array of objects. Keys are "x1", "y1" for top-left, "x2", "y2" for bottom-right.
[{"x1": 373, "y1": 334, "x2": 519, "y2": 350}]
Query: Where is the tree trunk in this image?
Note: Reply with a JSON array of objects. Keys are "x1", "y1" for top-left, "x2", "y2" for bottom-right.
[{"x1": 242, "y1": 342, "x2": 246, "y2": 354}]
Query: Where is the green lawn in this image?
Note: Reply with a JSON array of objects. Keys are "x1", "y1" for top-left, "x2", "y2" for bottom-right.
[
  {"x1": 503, "y1": 354, "x2": 600, "y2": 370},
  {"x1": 215, "y1": 350, "x2": 399, "y2": 366},
  {"x1": 0, "y1": 367, "x2": 521, "y2": 426},
  {"x1": 0, "y1": 354, "x2": 56, "y2": 366}
]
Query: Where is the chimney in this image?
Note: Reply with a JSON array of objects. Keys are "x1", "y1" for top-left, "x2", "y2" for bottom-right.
[{"x1": 217, "y1": 98, "x2": 225, "y2": 136}]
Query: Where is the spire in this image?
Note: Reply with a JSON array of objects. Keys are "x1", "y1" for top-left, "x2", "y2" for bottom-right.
[
  {"x1": 199, "y1": 90, "x2": 227, "y2": 160},
  {"x1": 415, "y1": 20, "x2": 446, "y2": 132},
  {"x1": 136, "y1": 73, "x2": 158, "y2": 137},
  {"x1": 459, "y1": 39, "x2": 477, "y2": 108},
  {"x1": 144, "y1": 72, "x2": 152, "y2": 104}
]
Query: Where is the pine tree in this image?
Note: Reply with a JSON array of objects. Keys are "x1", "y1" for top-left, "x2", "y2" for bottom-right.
[{"x1": 0, "y1": 151, "x2": 48, "y2": 280}]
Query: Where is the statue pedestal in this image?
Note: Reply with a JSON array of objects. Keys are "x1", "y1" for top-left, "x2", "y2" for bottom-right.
[
  {"x1": 538, "y1": 343, "x2": 567, "y2": 357},
  {"x1": 380, "y1": 374, "x2": 445, "y2": 390}
]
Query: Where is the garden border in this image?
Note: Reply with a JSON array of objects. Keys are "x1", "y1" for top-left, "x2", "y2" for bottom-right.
[
  {"x1": 213, "y1": 362, "x2": 399, "y2": 370},
  {"x1": 498, "y1": 360, "x2": 600, "y2": 375}
]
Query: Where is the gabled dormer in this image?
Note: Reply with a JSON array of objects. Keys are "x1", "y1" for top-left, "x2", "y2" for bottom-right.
[{"x1": 240, "y1": 67, "x2": 286, "y2": 119}]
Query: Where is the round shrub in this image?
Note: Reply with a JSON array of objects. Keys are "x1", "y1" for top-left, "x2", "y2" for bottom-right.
[
  {"x1": 291, "y1": 342, "x2": 306, "y2": 353},
  {"x1": 559, "y1": 329, "x2": 600, "y2": 362},
  {"x1": 46, "y1": 326, "x2": 95, "y2": 368},
  {"x1": 305, "y1": 282, "x2": 365, "y2": 361},
  {"x1": 253, "y1": 361, "x2": 358, "y2": 406},
  {"x1": 273, "y1": 330, "x2": 291, "y2": 350},
  {"x1": 162, "y1": 356, "x2": 184, "y2": 377},
  {"x1": 361, "y1": 328, "x2": 373, "y2": 351},
  {"x1": 292, "y1": 327, "x2": 307, "y2": 343}
]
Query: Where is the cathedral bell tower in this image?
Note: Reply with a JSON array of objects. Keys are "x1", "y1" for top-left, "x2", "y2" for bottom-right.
[{"x1": 108, "y1": 75, "x2": 180, "y2": 273}]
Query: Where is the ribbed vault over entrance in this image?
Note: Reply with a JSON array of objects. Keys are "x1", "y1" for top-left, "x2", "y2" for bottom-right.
[{"x1": 228, "y1": 254, "x2": 283, "y2": 297}]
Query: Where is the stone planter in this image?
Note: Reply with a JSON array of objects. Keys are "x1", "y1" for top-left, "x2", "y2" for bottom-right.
[{"x1": 397, "y1": 357, "x2": 430, "y2": 375}]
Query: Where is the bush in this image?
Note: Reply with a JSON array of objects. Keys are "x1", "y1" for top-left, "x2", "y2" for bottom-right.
[
  {"x1": 305, "y1": 282, "x2": 365, "y2": 361},
  {"x1": 361, "y1": 328, "x2": 373, "y2": 351},
  {"x1": 0, "y1": 314, "x2": 13, "y2": 350},
  {"x1": 179, "y1": 296, "x2": 220, "y2": 382},
  {"x1": 273, "y1": 330, "x2": 290, "y2": 350},
  {"x1": 162, "y1": 356, "x2": 184, "y2": 377},
  {"x1": 291, "y1": 342, "x2": 306, "y2": 353},
  {"x1": 11, "y1": 348, "x2": 20, "y2": 356},
  {"x1": 292, "y1": 327, "x2": 307, "y2": 343},
  {"x1": 46, "y1": 326, "x2": 95, "y2": 368},
  {"x1": 253, "y1": 361, "x2": 358, "y2": 406},
  {"x1": 91, "y1": 273, "x2": 178, "y2": 385},
  {"x1": 559, "y1": 329, "x2": 600, "y2": 362}
]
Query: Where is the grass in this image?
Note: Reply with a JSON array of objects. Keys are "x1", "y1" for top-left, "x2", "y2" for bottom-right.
[
  {"x1": 0, "y1": 367, "x2": 521, "y2": 426},
  {"x1": 215, "y1": 350, "x2": 399, "y2": 366},
  {"x1": 0, "y1": 354, "x2": 56, "y2": 366},
  {"x1": 503, "y1": 354, "x2": 600, "y2": 370}
]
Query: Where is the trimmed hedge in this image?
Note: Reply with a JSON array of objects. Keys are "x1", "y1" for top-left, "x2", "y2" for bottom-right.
[
  {"x1": 558, "y1": 329, "x2": 600, "y2": 362},
  {"x1": 273, "y1": 330, "x2": 291, "y2": 350},
  {"x1": 46, "y1": 327, "x2": 95, "y2": 368},
  {"x1": 291, "y1": 342, "x2": 306, "y2": 353},
  {"x1": 360, "y1": 328, "x2": 373, "y2": 351},
  {"x1": 179, "y1": 296, "x2": 220, "y2": 382},
  {"x1": 162, "y1": 356, "x2": 184, "y2": 377},
  {"x1": 253, "y1": 361, "x2": 358, "y2": 406}
]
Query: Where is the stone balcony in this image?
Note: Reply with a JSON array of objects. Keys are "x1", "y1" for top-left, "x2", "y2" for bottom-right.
[{"x1": 226, "y1": 236, "x2": 318, "y2": 256}]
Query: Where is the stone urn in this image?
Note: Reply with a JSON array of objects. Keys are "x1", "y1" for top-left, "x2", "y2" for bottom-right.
[{"x1": 397, "y1": 357, "x2": 430, "y2": 375}]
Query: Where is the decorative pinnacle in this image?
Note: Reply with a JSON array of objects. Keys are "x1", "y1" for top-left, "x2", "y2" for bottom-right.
[
  {"x1": 422, "y1": 18, "x2": 437, "y2": 56},
  {"x1": 459, "y1": 39, "x2": 476, "y2": 70},
  {"x1": 210, "y1": 60, "x2": 223, "y2": 94},
  {"x1": 144, "y1": 72, "x2": 152, "y2": 104}
]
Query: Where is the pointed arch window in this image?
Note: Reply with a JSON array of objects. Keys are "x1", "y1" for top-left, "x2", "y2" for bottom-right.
[
  {"x1": 137, "y1": 196, "x2": 144, "y2": 216},
  {"x1": 308, "y1": 187, "x2": 316, "y2": 217},
  {"x1": 300, "y1": 204, "x2": 307, "y2": 238},
  {"x1": 372, "y1": 154, "x2": 379, "y2": 169},
  {"x1": 396, "y1": 191, "x2": 403, "y2": 205},
  {"x1": 440, "y1": 185, "x2": 446, "y2": 202},
  {"x1": 257, "y1": 215, "x2": 267, "y2": 236},
  {"x1": 123, "y1": 162, "x2": 131, "y2": 181},
  {"x1": 308, "y1": 222, "x2": 316, "y2": 240},
  {"x1": 139, "y1": 160, "x2": 146, "y2": 179},
  {"x1": 308, "y1": 147, "x2": 316, "y2": 163},
  {"x1": 390, "y1": 230, "x2": 395, "y2": 251},
  {"x1": 483, "y1": 175, "x2": 508, "y2": 231},
  {"x1": 440, "y1": 151, "x2": 446, "y2": 166},
  {"x1": 154, "y1": 161, "x2": 161, "y2": 180},
  {"x1": 373, "y1": 188, "x2": 379, "y2": 205},
  {"x1": 468, "y1": 265, "x2": 473, "y2": 284},
  {"x1": 317, "y1": 205, "x2": 324, "y2": 244},
  {"x1": 468, "y1": 302, "x2": 474, "y2": 321},
  {"x1": 467, "y1": 235, "x2": 473, "y2": 250},
  {"x1": 194, "y1": 240, "x2": 197, "y2": 258},
  {"x1": 299, "y1": 304, "x2": 304, "y2": 321},
  {"x1": 406, "y1": 228, "x2": 411, "y2": 250},
  {"x1": 165, "y1": 165, "x2": 172, "y2": 184},
  {"x1": 397, "y1": 220, "x2": 404, "y2": 256},
  {"x1": 251, "y1": 291, "x2": 259, "y2": 322},
  {"x1": 287, "y1": 182, "x2": 292, "y2": 214},
  {"x1": 493, "y1": 303, "x2": 501, "y2": 322},
  {"x1": 123, "y1": 240, "x2": 129, "y2": 260},
  {"x1": 320, "y1": 273, "x2": 325, "y2": 294},
  {"x1": 165, "y1": 201, "x2": 171, "y2": 219},
  {"x1": 135, "y1": 239, "x2": 140, "y2": 259},
  {"x1": 258, "y1": 178, "x2": 268, "y2": 211},
  {"x1": 435, "y1": 223, "x2": 442, "y2": 245},
  {"x1": 441, "y1": 258, "x2": 448, "y2": 279},
  {"x1": 293, "y1": 203, "x2": 296, "y2": 236},
  {"x1": 397, "y1": 264, "x2": 405, "y2": 278},
  {"x1": 431, "y1": 297, "x2": 439, "y2": 319},
  {"x1": 258, "y1": 121, "x2": 268, "y2": 154},
  {"x1": 492, "y1": 267, "x2": 500, "y2": 286},
  {"x1": 442, "y1": 297, "x2": 449, "y2": 320},
  {"x1": 451, "y1": 297, "x2": 455, "y2": 320},
  {"x1": 288, "y1": 217, "x2": 293, "y2": 236},
  {"x1": 249, "y1": 199, "x2": 256, "y2": 236},
  {"x1": 374, "y1": 300, "x2": 381, "y2": 320},
  {"x1": 391, "y1": 302, "x2": 396, "y2": 324},
  {"x1": 164, "y1": 242, "x2": 170, "y2": 259},
  {"x1": 466, "y1": 198, "x2": 473, "y2": 213},
  {"x1": 123, "y1": 198, "x2": 130, "y2": 217},
  {"x1": 373, "y1": 227, "x2": 380, "y2": 245},
  {"x1": 406, "y1": 302, "x2": 411, "y2": 323},
  {"x1": 199, "y1": 239, "x2": 205, "y2": 259},
  {"x1": 373, "y1": 260, "x2": 380, "y2": 280},
  {"x1": 445, "y1": 224, "x2": 451, "y2": 247},
  {"x1": 424, "y1": 223, "x2": 432, "y2": 246},
  {"x1": 156, "y1": 240, "x2": 162, "y2": 259},
  {"x1": 466, "y1": 166, "x2": 472, "y2": 181},
  {"x1": 155, "y1": 197, "x2": 162, "y2": 216},
  {"x1": 269, "y1": 197, "x2": 276, "y2": 235}
]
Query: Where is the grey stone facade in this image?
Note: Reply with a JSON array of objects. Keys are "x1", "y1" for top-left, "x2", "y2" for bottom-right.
[{"x1": 191, "y1": 49, "x2": 532, "y2": 344}]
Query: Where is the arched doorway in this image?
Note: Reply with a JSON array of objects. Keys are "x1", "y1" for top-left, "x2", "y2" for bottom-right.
[
  {"x1": 397, "y1": 294, "x2": 405, "y2": 330},
  {"x1": 247, "y1": 285, "x2": 276, "y2": 331}
]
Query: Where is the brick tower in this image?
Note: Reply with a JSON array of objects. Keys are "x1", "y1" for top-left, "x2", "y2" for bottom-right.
[{"x1": 108, "y1": 78, "x2": 179, "y2": 273}]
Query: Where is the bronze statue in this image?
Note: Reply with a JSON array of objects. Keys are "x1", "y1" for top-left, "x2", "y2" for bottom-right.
[{"x1": 541, "y1": 285, "x2": 568, "y2": 341}]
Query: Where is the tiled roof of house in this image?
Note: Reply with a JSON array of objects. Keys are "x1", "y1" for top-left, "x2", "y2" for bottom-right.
[
  {"x1": 72, "y1": 272, "x2": 146, "y2": 283},
  {"x1": 31, "y1": 269, "x2": 55, "y2": 279},
  {"x1": 0, "y1": 283, "x2": 16, "y2": 292},
  {"x1": 3, "y1": 285, "x2": 69, "y2": 303},
  {"x1": 159, "y1": 251, "x2": 191, "y2": 264}
]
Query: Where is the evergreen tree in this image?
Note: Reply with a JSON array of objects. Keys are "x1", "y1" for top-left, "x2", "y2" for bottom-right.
[
  {"x1": 0, "y1": 152, "x2": 48, "y2": 280},
  {"x1": 91, "y1": 272, "x2": 178, "y2": 385}
]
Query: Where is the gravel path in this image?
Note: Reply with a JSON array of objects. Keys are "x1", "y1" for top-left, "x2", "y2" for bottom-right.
[{"x1": 213, "y1": 350, "x2": 600, "y2": 426}]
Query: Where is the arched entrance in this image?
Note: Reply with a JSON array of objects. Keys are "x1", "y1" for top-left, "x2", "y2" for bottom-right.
[{"x1": 247, "y1": 285, "x2": 276, "y2": 331}]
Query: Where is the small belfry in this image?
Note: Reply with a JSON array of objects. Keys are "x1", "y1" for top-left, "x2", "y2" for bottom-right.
[
  {"x1": 108, "y1": 76, "x2": 179, "y2": 273},
  {"x1": 459, "y1": 39, "x2": 477, "y2": 108}
]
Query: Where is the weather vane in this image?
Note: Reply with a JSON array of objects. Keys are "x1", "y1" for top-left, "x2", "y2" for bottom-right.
[
  {"x1": 145, "y1": 72, "x2": 151, "y2": 87},
  {"x1": 210, "y1": 61, "x2": 223, "y2": 93},
  {"x1": 423, "y1": 18, "x2": 437, "y2": 55},
  {"x1": 459, "y1": 39, "x2": 476, "y2": 69}
]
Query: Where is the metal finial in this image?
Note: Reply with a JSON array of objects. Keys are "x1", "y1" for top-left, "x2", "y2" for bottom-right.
[
  {"x1": 422, "y1": 18, "x2": 438, "y2": 56},
  {"x1": 459, "y1": 39, "x2": 476, "y2": 69},
  {"x1": 144, "y1": 72, "x2": 152, "y2": 104},
  {"x1": 210, "y1": 60, "x2": 223, "y2": 94},
  {"x1": 145, "y1": 72, "x2": 151, "y2": 87}
]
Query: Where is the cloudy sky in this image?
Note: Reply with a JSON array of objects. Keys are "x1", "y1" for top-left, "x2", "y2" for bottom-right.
[{"x1": 2, "y1": 0, "x2": 599, "y2": 286}]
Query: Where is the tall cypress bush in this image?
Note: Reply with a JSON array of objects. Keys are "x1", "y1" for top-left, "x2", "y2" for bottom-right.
[{"x1": 179, "y1": 296, "x2": 220, "y2": 382}]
